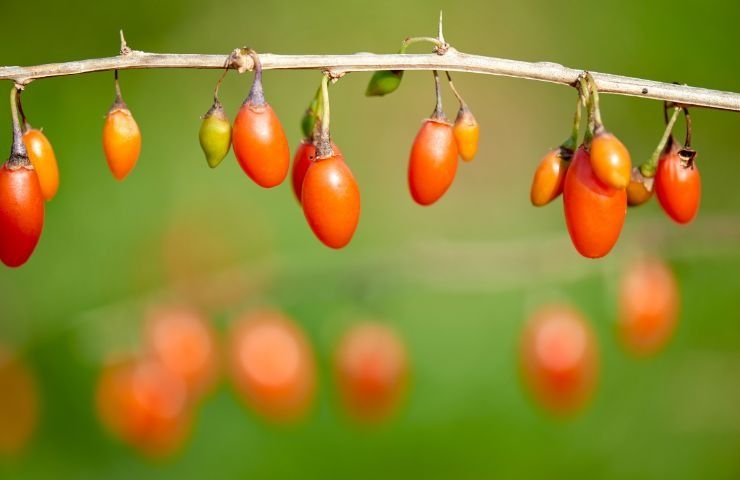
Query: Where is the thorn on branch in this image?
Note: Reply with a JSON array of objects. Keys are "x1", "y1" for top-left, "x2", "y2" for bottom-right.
[{"x1": 119, "y1": 30, "x2": 132, "y2": 56}]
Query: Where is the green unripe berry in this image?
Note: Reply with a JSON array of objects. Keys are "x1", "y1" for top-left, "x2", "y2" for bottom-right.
[
  {"x1": 199, "y1": 101, "x2": 231, "y2": 168},
  {"x1": 365, "y1": 70, "x2": 403, "y2": 97}
]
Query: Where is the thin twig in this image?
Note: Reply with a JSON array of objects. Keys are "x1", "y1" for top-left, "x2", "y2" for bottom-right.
[{"x1": 0, "y1": 49, "x2": 738, "y2": 111}]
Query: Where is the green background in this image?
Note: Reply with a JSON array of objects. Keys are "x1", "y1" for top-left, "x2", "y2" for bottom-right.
[{"x1": 1, "y1": 0, "x2": 740, "y2": 478}]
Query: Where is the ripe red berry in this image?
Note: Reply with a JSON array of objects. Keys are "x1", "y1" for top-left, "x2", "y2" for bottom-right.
[
  {"x1": 563, "y1": 146, "x2": 627, "y2": 258},
  {"x1": 334, "y1": 322, "x2": 408, "y2": 423},
  {"x1": 291, "y1": 141, "x2": 341, "y2": 203},
  {"x1": 520, "y1": 305, "x2": 599, "y2": 416},
  {"x1": 408, "y1": 119, "x2": 458, "y2": 205},
  {"x1": 301, "y1": 149, "x2": 360, "y2": 249},
  {"x1": 231, "y1": 52, "x2": 289, "y2": 188},
  {"x1": 0, "y1": 161, "x2": 44, "y2": 268},
  {"x1": 655, "y1": 142, "x2": 700, "y2": 224},
  {"x1": 232, "y1": 102, "x2": 289, "y2": 188}
]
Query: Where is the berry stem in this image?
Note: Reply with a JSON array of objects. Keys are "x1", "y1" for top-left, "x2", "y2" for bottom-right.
[
  {"x1": 315, "y1": 74, "x2": 334, "y2": 159},
  {"x1": 8, "y1": 87, "x2": 29, "y2": 166},
  {"x1": 640, "y1": 106, "x2": 680, "y2": 178},
  {"x1": 15, "y1": 88, "x2": 30, "y2": 132},
  {"x1": 430, "y1": 70, "x2": 446, "y2": 121},
  {"x1": 586, "y1": 73, "x2": 603, "y2": 131},
  {"x1": 579, "y1": 74, "x2": 596, "y2": 145},
  {"x1": 562, "y1": 92, "x2": 582, "y2": 153},
  {"x1": 445, "y1": 71, "x2": 467, "y2": 109},
  {"x1": 683, "y1": 108, "x2": 692, "y2": 148},
  {"x1": 111, "y1": 70, "x2": 129, "y2": 112},
  {"x1": 212, "y1": 57, "x2": 230, "y2": 104},
  {"x1": 245, "y1": 48, "x2": 265, "y2": 106}
]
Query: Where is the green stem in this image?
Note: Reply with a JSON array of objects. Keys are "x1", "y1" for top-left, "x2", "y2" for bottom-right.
[
  {"x1": 315, "y1": 74, "x2": 334, "y2": 158},
  {"x1": 586, "y1": 73, "x2": 603, "y2": 132},
  {"x1": 579, "y1": 74, "x2": 596, "y2": 145},
  {"x1": 640, "y1": 106, "x2": 680, "y2": 178},
  {"x1": 562, "y1": 92, "x2": 583, "y2": 152},
  {"x1": 8, "y1": 87, "x2": 29, "y2": 165},
  {"x1": 308, "y1": 82, "x2": 323, "y2": 141}
]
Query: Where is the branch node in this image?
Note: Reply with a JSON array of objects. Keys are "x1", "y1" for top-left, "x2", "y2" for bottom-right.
[
  {"x1": 228, "y1": 47, "x2": 255, "y2": 74},
  {"x1": 324, "y1": 69, "x2": 345, "y2": 81}
]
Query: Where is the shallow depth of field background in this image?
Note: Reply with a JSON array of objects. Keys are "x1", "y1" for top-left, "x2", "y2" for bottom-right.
[{"x1": 1, "y1": 0, "x2": 740, "y2": 478}]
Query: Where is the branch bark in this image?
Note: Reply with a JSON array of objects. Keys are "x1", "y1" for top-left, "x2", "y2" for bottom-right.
[{"x1": 1, "y1": 47, "x2": 738, "y2": 111}]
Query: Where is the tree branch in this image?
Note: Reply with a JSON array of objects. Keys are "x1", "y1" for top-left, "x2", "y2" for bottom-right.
[{"x1": 1, "y1": 47, "x2": 738, "y2": 111}]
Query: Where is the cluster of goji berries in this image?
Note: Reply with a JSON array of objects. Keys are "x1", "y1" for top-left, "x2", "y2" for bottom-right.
[
  {"x1": 0, "y1": 47, "x2": 702, "y2": 268},
  {"x1": 530, "y1": 74, "x2": 701, "y2": 259},
  {"x1": 95, "y1": 305, "x2": 408, "y2": 456},
  {"x1": 520, "y1": 255, "x2": 680, "y2": 416},
  {"x1": 0, "y1": 75, "x2": 142, "y2": 268}
]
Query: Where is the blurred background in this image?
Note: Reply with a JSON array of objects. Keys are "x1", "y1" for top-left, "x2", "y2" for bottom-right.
[{"x1": 1, "y1": 0, "x2": 740, "y2": 478}]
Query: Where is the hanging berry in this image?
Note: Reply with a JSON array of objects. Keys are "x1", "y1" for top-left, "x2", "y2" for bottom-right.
[
  {"x1": 654, "y1": 108, "x2": 700, "y2": 224},
  {"x1": 17, "y1": 95, "x2": 59, "y2": 201},
  {"x1": 531, "y1": 93, "x2": 582, "y2": 207},
  {"x1": 446, "y1": 72, "x2": 479, "y2": 162},
  {"x1": 301, "y1": 75, "x2": 361, "y2": 249},
  {"x1": 627, "y1": 103, "x2": 680, "y2": 207},
  {"x1": 199, "y1": 67, "x2": 232, "y2": 168},
  {"x1": 365, "y1": 33, "x2": 446, "y2": 97},
  {"x1": 563, "y1": 146, "x2": 627, "y2": 258},
  {"x1": 408, "y1": 71, "x2": 458, "y2": 205},
  {"x1": 0, "y1": 88, "x2": 45, "y2": 268},
  {"x1": 584, "y1": 75, "x2": 631, "y2": 190},
  {"x1": 563, "y1": 76, "x2": 627, "y2": 258},
  {"x1": 626, "y1": 168, "x2": 653, "y2": 206},
  {"x1": 231, "y1": 49, "x2": 290, "y2": 188},
  {"x1": 292, "y1": 84, "x2": 342, "y2": 202},
  {"x1": 103, "y1": 70, "x2": 142, "y2": 180},
  {"x1": 292, "y1": 140, "x2": 342, "y2": 204}
]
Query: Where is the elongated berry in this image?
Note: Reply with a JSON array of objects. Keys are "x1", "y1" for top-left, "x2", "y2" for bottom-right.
[
  {"x1": 199, "y1": 101, "x2": 231, "y2": 168},
  {"x1": 22, "y1": 128, "x2": 59, "y2": 201},
  {"x1": 366, "y1": 70, "x2": 403, "y2": 97}
]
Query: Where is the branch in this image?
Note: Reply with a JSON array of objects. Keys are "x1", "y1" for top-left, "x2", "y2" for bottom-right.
[{"x1": 1, "y1": 47, "x2": 739, "y2": 111}]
